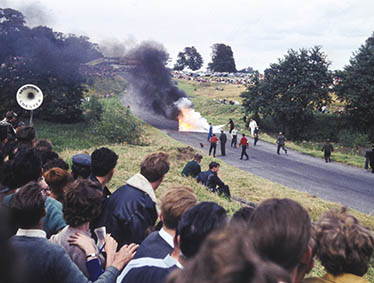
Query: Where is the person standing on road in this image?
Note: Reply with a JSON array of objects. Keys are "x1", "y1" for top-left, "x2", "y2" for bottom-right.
[
  {"x1": 231, "y1": 128, "x2": 238, "y2": 148},
  {"x1": 366, "y1": 145, "x2": 374, "y2": 174},
  {"x1": 276, "y1": 132, "x2": 287, "y2": 155},
  {"x1": 321, "y1": 140, "x2": 334, "y2": 163},
  {"x1": 228, "y1": 119, "x2": 235, "y2": 134},
  {"x1": 364, "y1": 148, "x2": 371, "y2": 170},
  {"x1": 219, "y1": 130, "x2": 227, "y2": 156},
  {"x1": 209, "y1": 134, "x2": 218, "y2": 158},
  {"x1": 239, "y1": 134, "x2": 249, "y2": 160},
  {"x1": 249, "y1": 119, "x2": 258, "y2": 137},
  {"x1": 207, "y1": 123, "x2": 213, "y2": 142},
  {"x1": 253, "y1": 127, "x2": 259, "y2": 146}
]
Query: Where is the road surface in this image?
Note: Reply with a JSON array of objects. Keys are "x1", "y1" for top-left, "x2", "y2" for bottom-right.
[{"x1": 165, "y1": 130, "x2": 374, "y2": 214}]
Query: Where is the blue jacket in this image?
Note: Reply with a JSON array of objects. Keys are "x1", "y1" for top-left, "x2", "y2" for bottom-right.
[{"x1": 99, "y1": 176, "x2": 158, "y2": 247}]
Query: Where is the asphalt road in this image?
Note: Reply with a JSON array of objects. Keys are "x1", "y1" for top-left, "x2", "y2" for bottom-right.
[{"x1": 165, "y1": 130, "x2": 374, "y2": 214}]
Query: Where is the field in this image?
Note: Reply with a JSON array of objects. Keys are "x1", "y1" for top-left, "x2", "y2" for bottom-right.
[
  {"x1": 32, "y1": 79, "x2": 374, "y2": 281},
  {"x1": 176, "y1": 79, "x2": 368, "y2": 168}
]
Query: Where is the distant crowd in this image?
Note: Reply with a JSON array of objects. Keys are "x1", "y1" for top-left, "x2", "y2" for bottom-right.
[{"x1": 1, "y1": 110, "x2": 374, "y2": 283}]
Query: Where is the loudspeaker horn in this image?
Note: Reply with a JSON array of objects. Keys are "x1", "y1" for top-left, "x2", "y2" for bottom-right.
[{"x1": 16, "y1": 84, "x2": 43, "y2": 110}]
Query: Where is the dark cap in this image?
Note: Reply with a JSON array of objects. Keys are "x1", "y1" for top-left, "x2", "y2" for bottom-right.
[{"x1": 72, "y1": 153, "x2": 91, "y2": 167}]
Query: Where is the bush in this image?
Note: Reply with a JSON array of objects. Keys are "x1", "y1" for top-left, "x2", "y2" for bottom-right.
[
  {"x1": 90, "y1": 99, "x2": 142, "y2": 144},
  {"x1": 338, "y1": 129, "x2": 369, "y2": 149},
  {"x1": 81, "y1": 96, "x2": 103, "y2": 122}
]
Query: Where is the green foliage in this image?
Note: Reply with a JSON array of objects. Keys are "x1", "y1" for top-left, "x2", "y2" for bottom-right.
[
  {"x1": 338, "y1": 129, "x2": 369, "y2": 149},
  {"x1": 90, "y1": 99, "x2": 142, "y2": 144},
  {"x1": 81, "y1": 96, "x2": 103, "y2": 122},
  {"x1": 335, "y1": 33, "x2": 374, "y2": 140},
  {"x1": 208, "y1": 43, "x2": 237, "y2": 72},
  {"x1": 241, "y1": 47, "x2": 332, "y2": 140},
  {"x1": 173, "y1": 46, "x2": 203, "y2": 71}
]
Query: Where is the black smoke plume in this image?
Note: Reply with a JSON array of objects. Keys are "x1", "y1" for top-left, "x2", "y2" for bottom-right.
[{"x1": 123, "y1": 41, "x2": 187, "y2": 121}]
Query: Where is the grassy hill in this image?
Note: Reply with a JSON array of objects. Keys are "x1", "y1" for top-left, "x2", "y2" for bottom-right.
[{"x1": 32, "y1": 80, "x2": 374, "y2": 280}]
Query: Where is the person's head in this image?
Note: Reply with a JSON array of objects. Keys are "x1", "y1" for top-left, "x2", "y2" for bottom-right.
[
  {"x1": 4, "y1": 148, "x2": 42, "y2": 190},
  {"x1": 209, "y1": 123, "x2": 212, "y2": 126},
  {"x1": 168, "y1": 226, "x2": 290, "y2": 283},
  {"x1": 71, "y1": 153, "x2": 91, "y2": 179},
  {"x1": 37, "y1": 150, "x2": 59, "y2": 166},
  {"x1": 230, "y1": 206, "x2": 255, "y2": 225},
  {"x1": 212, "y1": 133, "x2": 216, "y2": 137},
  {"x1": 10, "y1": 181, "x2": 46, "y2": 229},
  {"x1": 43, "y1": 168, "x2": 73, "y2": 203},
  {"x1": 91, "y1": 147, "x2": 118, "y2": 178},
  {"x1": 209, "y1": 161, "x2": 220, "y2": 172},
  {"x1": 5, "y1": 111, "x2": 17, "y2": 125},
  {"x1": 34, "y1": 139, "x2": 53, "y2": 152},
  {"x1": 140, "y1": 152, "x2": 170, "y2": 187},
  {"x1": 221, "y1": 130, "x2": 224, "y2": 133},
  {"x1": 63, "y1": 179, "x2": 102, "y2": 227},
  {"x1": 248, "y1": 198, "x2": 311, "y2": 279},
  {"x1": 177, "y1": 201, "x2": 227, "y2": 258},
  {"x1": 16, "y1": 126, "x2": 35, "y2": 146},
  {"x1": 279, "y1": 132, "x2": 283, "y2": 135},
  {"x1": 371, "y1": 144, "x2": 374, "y2": 151},
  {"x1": 314, "y1": 207, "x2": 374, "y2": 277},
  {"x1": 242, "y1": 133, "x2": 245, "y2": 137},
  {"x1": 193, "y1": 153, "x2": 203, "y2": 163},
  {"x1": 160, "y1": 186, "x2": 197, "y2": 231},
  {"x1": 43, "y1": 158, "x2": 69, "y2": 172}
]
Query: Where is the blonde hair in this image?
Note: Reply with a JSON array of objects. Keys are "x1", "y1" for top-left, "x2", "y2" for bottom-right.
[{"x1": 160, "y1": 186, "x2": 197, "y2": 230}]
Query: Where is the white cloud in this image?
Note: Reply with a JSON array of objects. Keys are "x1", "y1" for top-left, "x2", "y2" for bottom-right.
[{"x1": 5, "y1": 0, "x2": 374, "y2": 71}]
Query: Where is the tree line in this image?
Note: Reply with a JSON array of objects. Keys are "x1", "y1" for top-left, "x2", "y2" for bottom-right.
[{"x1": 241, "y1": 35, "x2": 374, "y2": 142}]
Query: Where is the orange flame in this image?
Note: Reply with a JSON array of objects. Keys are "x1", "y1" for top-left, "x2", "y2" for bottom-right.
[{"x1": 178, "y1": 107, "x2": 195, "y2": 131}]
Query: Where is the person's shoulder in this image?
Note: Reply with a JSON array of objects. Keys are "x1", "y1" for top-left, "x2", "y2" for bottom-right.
[{"x1": 46, "y1": 196, "x2": 63, "y2": 209}]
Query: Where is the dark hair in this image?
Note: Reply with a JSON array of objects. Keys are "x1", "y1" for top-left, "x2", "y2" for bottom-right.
[
  {"x1": 4, "y1": 148, "x2": 42, "y2": 190},
  {"x1": 72, "y1": 163, "x2": 91, "y2": 179},
  {"x1": 34, "y1": 139, "x2": 53, "y2": 152},
  {"x1": 248, "y1": 198, "x2": 311, "y2": 272},
  {"x1": 16, "y1": 126, "x2": 35, "y2": 144},
  {"x1": 10, "y1": 182, "x2": 45, "y2": 229},
  {"x1": 314, "y1": 207, "x2": 374, "y2": 276},
  {"x1": 193, "y1": 153, "x2": 203, "y2": 161},
  {"x1": 177, "y1": 201, "x2": 227, "y2": 258},
  {"x1": 37, "y1": 150, "x2": 59, "y2": 166},
  {"x1": 44, "y1": 168, "x2": 73, "y2": 203},
  {"x1": 43, "y1": 158, "x2": 69, "y2": 171},
  {"x1": 5, "y1": 111, "x2": 17, "y2": 120},
  {"x1": 140, "y1": 152, "x2": 170, "y2": 182},
  {"x1": 209, "y1": 162, "x2": 220, "y2": 170},
  {"x1": 231, "y1": 206, "x2": 255, "y2": 225},
  {"x1": 63, "y1": 179, "x2": 102, "y2": 227},
  {"x1": 91, "y1": 147, "x2": 118, "y2": 177},
  {"x1": 168, "y1": 226, "x2": 291, "y2": 283},
  {"x1": 160, "y1": 186, "x2": 197, "y2": 230}
]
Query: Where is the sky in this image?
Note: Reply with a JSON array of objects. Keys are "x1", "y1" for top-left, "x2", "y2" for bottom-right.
[{"x1": 2, "y1": 0, "x2": 374, "y2": 72}]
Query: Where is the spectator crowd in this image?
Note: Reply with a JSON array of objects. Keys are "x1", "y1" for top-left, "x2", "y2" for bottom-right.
[{"x1": 1, "y1": 111, "x2": 374, "y2": 283}]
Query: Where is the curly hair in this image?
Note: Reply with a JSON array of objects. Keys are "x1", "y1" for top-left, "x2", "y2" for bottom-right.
[
  {"x1": 63, "y1": 179, "x2": 102, "y2": 227},
  {"x1": 314, "y1": 207, "x2": 374, "y2": 276}
]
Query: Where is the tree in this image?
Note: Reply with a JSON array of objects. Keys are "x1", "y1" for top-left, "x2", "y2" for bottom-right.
[
  {"x1": 241, "y1": 46, "x2": 332, "y2": 140},
  {"x1": 208, "y1": 43, "x2": 236, "y2": 72},
  {"x1": 238, "y1": 66, "x2": 255, "y2": 74},
  {"x1": 173, "y1": 46, "x2": 203, "y2": 71},
  {"x1": 335, "y1": 33, "x2": 374, "y2": 139},
  {"x1": 0, "y1": 8, "x2": 103, "y2": 122}
]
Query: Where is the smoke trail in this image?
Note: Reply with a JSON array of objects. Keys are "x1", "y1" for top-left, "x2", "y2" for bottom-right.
[{"x1": 124, "y1": 41, "x2": 187, "y2": 121}]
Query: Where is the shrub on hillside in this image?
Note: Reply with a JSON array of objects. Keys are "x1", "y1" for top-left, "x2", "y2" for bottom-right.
[
  {"x1": 82, "y1": 96, "x2": 103, "y2": 122},
  {"x1": 338, "y1": 129, "x2": 369, "y2": 149},
  {"x1": 90, "y1": 99, "x2": 142, "y2": 144}
]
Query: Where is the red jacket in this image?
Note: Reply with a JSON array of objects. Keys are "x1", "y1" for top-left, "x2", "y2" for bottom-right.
[
  {"x1": 210, "y1": 136, "x2": 218, "y2": 143},
  {"x1": 239, "y1": 137, "x2": 248, "y2": 146}
]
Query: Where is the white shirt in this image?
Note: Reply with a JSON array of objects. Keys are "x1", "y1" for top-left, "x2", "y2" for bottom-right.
[
  {"x1": 159, "y1": 228, "x2": 174, "y2": 248},
  {"x1": 16, "y1": 228, "x2": 47, "y2": 239}
]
